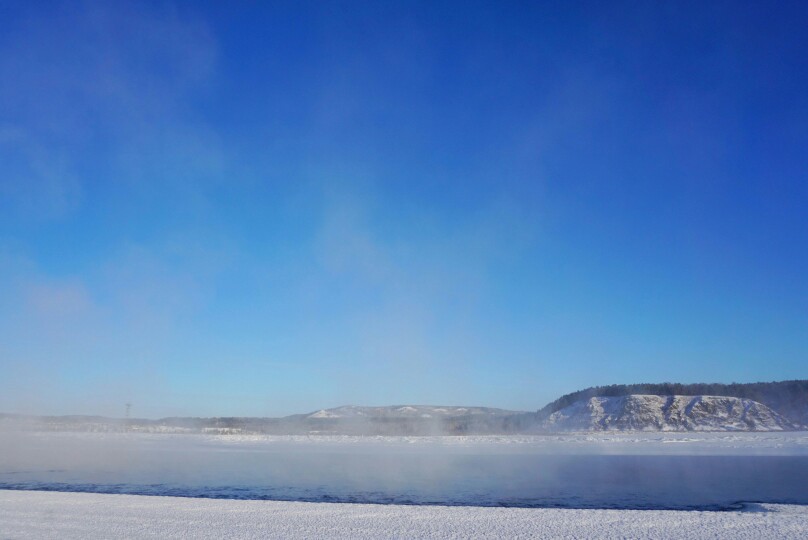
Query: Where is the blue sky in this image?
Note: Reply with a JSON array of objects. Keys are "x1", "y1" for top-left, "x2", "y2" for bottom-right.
[{"x1": 1, "y1": 1, "x2": 806, "y2": 418}]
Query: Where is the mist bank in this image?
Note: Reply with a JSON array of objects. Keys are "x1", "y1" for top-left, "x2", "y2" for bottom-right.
[
  {"x1": 3, "y1": 432, "x2": 808, "y2": 509},
  {"x1": 0, "y1": 410, "x2": 537, "y2": 436}
]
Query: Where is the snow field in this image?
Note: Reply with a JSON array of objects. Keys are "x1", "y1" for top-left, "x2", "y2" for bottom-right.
[{"x1": 1, "y1": 490, "x2": 807, "y2": 539}]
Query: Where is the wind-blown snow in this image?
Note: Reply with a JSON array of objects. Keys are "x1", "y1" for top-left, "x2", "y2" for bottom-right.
[
  {"x1": 544, "y1": 395, "x2": 794, "y2": 431},
  {"x1": 0, "y1": 490, "x2": 806, "y2": 539}
]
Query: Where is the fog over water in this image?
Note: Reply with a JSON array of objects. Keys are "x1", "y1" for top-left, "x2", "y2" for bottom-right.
[{"x1": 2, "y1": 431, "x2": 808, "y2": 510}]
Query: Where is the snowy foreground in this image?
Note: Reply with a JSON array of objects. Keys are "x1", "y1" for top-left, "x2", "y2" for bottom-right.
[{"x1": 1, "y1": 490, "x2": 807, "y2": 539}]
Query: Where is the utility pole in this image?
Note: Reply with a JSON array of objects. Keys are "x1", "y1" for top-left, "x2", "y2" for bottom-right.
[{"x1": 124, "y1": 403, "x2": 132, "y2": 432}]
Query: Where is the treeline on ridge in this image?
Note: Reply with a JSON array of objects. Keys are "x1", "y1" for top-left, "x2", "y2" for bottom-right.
[{"x1": 538, "y1": 379, "x2": 808, "y2": 426}]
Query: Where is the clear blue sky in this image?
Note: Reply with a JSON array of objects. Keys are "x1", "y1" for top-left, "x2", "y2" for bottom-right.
[{"x1": 1, "y1": 1, "x2": 806, "y2": 418}]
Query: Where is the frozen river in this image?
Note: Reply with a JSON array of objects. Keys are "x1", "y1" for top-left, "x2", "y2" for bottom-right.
[{"x1": 1, "y1": 432, "x2": 807, "y2": 510}]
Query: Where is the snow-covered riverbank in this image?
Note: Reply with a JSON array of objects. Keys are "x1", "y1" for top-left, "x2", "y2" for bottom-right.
[{"x1": 1, "y1": 490, "x2": 806, "y2": 539}]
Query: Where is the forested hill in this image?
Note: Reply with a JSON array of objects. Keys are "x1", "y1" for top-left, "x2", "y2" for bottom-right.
[{"x1": 539, "y1": 380, "x2": 808, "y2": 427}]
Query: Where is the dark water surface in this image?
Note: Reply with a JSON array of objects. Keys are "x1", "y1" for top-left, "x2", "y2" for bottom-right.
[{"x1": 1, "y1": 434, "x2": 807, "y2": 509}]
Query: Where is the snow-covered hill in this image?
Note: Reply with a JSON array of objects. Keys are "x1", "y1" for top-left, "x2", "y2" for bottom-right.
[
  {"x1": 543, "y1": 395, "x2": 795, "y2": 432},
  {"x1": 304, "y1": 405, "x2": 519, "y2": 420}
]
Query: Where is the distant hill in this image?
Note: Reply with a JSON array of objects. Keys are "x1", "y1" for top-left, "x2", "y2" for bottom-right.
[
  {"x1": 3, "y1": 379, "x2": 806, "y2": 434},
  {"x1": 278, "y1": 405, "x2": 527, "y2": 435},
  {"x1": 298, "y1": 405, "x2": 520, "y2": 420},
  {"x1": 539, "y1": 380, "x2": 808, "y2": 428},
  {"x1": 542, "y1": 395, "x2": 795, "y2": 432}
]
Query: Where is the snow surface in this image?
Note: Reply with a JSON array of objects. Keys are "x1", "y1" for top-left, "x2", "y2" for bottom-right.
[
  {"x1": 7, "y1": 430, "x2": 808, "y2": 454},
  {"x1": 0, "y1": 490, "x2": 806, "y2": 539},
  {"x1": 177, "y1": 430, "x2": 808, "y2": 453},
  {"x1": 308, "y1": 409, "x2": 341, "y2": 419},
  {"x1": 544, "y1": 394, "x2": 794, "y2": 431}
]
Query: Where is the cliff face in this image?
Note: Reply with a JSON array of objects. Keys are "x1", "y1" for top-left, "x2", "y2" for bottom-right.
[
  {"x1": 539, "y1": 380, "x2": 808, "y2": 427},
  {"x1": 542, "y1": 395, "x2": 796, "y2": 432}
]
